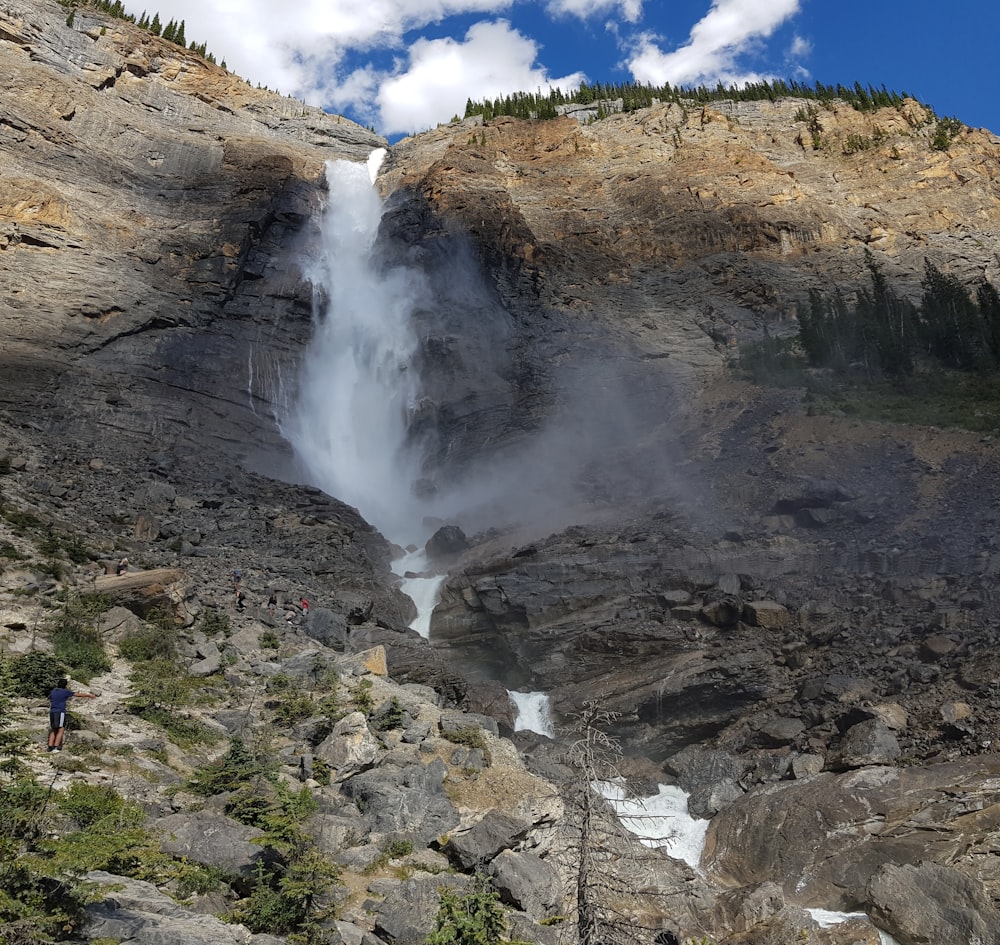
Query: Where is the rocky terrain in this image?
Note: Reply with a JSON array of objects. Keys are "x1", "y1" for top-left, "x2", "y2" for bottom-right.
[{"x1": 3, "y1": 1, "x2": 1000, "y2": 944}]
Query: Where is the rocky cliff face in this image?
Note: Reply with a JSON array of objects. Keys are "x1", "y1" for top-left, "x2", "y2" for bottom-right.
[{"x1": 4, "y1": 2, "x2": 1000, "y2": 943}]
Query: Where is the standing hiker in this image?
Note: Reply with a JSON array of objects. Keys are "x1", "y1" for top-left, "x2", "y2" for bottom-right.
[{"x1": 48, "y1": 679, "x2": 96, "y2": 752}]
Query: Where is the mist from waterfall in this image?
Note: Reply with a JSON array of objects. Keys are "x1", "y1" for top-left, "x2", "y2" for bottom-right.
[{"x1": 283, "y1": 151, "x2": 431, "y2": 548}]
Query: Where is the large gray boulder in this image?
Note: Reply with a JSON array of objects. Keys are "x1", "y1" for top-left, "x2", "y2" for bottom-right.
[
  {"x1": 85, "y1": 871, "x2": 288, "y2": 945},
  {"x1": 836, "y1": 719, "x2": 900, "y2": 769},
  {"x1": 340, "y1": 760, "x2": 459, "y2": 842},
  {"x1": 703, "y1": 756, "x2": 1000, "y2": 908},
  {"x1": 868, "y1": 862, "x2": 1000, "y2": 945},
  {"x1": 445, "y1": 810, "x2": 532, "y2": 870},
  {"x1": 487, "y1": 849, "x2": 563, "y2": 919},
  {"x1": 155, "y1": 810, "x2": 270, "y2": 879},
  {"x1": 372, "y1": 874, "x2": 470, "y2": 945},
  {"x1": 315, "y1": 711, "x2": 380, "y2": 780}
]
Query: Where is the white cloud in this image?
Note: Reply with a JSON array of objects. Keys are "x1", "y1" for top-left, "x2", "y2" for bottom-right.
[
  {"x1": 375, "y1": 20, "x2": 585, "y2": 136},
  {"x1": 626, "y1": 0, "x2": 801, "y2": 88},
  {"x1": 547, "y1": 0, "x2": 643, "y2": 23},
  {"x1": 788, "y1": 34, "x2": 811, "y2": 59},
  {"x1": 125, "y1": 0, "x2": 516, "y2": 97}
]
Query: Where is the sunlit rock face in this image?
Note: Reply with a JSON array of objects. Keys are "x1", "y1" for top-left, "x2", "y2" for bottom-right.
[{"x1": 5, "y1": 4, "x2": 1000, "y2": 941}]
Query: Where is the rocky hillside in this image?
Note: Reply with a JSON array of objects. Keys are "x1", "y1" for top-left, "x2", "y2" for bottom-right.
[{"x1": 4, "y1": 1, "x2": 1000, "y2": 944}]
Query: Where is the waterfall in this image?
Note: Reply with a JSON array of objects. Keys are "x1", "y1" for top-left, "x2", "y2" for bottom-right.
[
  {"x1": 596, "y1": 779, "x2": 708, "y2": 872},
  {"x1": 508, "y1": 690, "x2": 555, "y2": 737},
  {"x1": 283, "y1": 151, "x2": 430, "y2": 548},
  {"x1": 284, "y1": 151, "x2": 446, "y2": 633},
  {"x1": 393, "y1": 548, "x2": 445, "y2": 639}
]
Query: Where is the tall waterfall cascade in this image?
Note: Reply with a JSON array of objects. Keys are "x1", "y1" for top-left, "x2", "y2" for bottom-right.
[
  {"x1": 284, "y1": 150, "x2": 444, "y2": 633},
  {"x1": 284, "y1": 150, "x2": 430, "y2": 548}
]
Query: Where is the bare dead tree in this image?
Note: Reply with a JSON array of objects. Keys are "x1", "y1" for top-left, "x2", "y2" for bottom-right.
[{"x1": 557, "y1": 702, "x2": 693, "y2": 945}]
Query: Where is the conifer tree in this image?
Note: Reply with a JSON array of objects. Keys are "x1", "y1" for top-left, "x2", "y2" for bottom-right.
[
  {"x1": 150, "y1": 12, "x2": 161, "y2": 35},
  {"x1": 920, "y1": 260, "x2": 988, "y2": 369},
  {"x1": 175, "y1": 19, "x2": 185, "y2": 47}
]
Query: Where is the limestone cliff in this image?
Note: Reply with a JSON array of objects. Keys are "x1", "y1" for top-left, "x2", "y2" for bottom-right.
[{"x1": 4, "y1": 1, "x2": 1000, "y2": 943}]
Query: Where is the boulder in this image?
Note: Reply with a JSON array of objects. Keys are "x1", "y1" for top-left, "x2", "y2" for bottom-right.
[
  {"x1": 155, "y1": 811, "x2": 269, "y2": 879},
  {"x1": 341, "y1": 760, "x2": 459, "y2": 843},
  {"x1": 85, "y1": 871, "x2": 285, "y2": 945},
  {"x1": 743, "y1": 600, "x2": 791, "y2": 630},
  {"x1": 445, "y1": 810, "x2": 532, "y2": 870},
  {"x1": 836, "y1": 719, "x2": 900, "y2": 769},
  {"x1": 704, "y1": 758, "x2": 1000, "y2": 907},
  {"x1": 315, "y1": 711, "x2": 380, "y2": 780},
  {"x1": 372, "y1": 874, "x2": 470, "y2": 945},
  {"x1": 488, "y1": 849, "x2": 562, "y2": 919},
  {"x1": 868, "y1": 862, "x2": 1000, "y2": 945},
  {"x1": 425, "y1": 525, "x2": 468, "y2": 560}
]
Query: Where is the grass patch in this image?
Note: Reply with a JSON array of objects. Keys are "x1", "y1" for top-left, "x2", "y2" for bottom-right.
[
  {"x1": 805, "y1": 371, "x2": 1000, "y2": 431},
  {"x1": 736, "y1": 340, "x2": 1000, "y2": 433}
]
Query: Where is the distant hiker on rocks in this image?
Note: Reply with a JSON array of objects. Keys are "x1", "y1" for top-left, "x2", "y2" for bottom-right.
[
  {"x1": 300, "y1": 598, "x2": 309, "y2": 618},
  {"x1": 116, "y1": 556, "x2": 129, "y2": 575},
  {"x1": 232, "y1": 568, "x2": 242, "y2": 591},
  {"x1": 236, "y1": 589, "x2": 247, "y2": 613},
  {"x1": 267, "y1": 591, "x2": 277, "y2": 618},
  {"x1": 48, "y1": 679, "x2": 96, "y2": 752}
]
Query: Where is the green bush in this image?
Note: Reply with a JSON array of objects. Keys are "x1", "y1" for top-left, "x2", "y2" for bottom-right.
[
  {"x1": 9, "y1": 651, "x2": 64, "y2": 697},
  {"x1": 119, "y1": 625, "x2": 177, "y2": 662},
  {"x1": 48, "y1": 594, "x2": 111, "y2": 681},
  {"x1": 426, "y1": 876, "x2": 516, "y2": 945},
  {"x1": 188, "y1": 738, "x2": 274, "y2": 797},
  {"x1": 198, "y1": 607, "x2": 230, "y2": 637},
  {"x1": 351, "y1": 678, "x2": 374, "y2": 714},
  {"x1": 372, "y1": 696, "x2": 405, "y2": 731}
]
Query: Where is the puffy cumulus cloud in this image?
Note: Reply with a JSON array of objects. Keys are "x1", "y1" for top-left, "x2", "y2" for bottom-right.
[
  {"x1": 788, "y1": 34, "x2": 811, "y2": 59},
  {"x1": 129, "y1": 0, "x2": 516, "y2": 98},
  {"x1": 375, "y1": 20, "x2": 585, "y2": 136},
  {"x1": 546, "y1": 0, "x2": 643, "y2": 22},
  {"x1": 626, "y1": 0, "x2": 801, "y2": 88}
]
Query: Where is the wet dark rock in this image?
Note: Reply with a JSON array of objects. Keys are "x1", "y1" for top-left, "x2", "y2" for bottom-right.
[{"x1": 425, "y1": 525, "x2": 469, "y2": 560}]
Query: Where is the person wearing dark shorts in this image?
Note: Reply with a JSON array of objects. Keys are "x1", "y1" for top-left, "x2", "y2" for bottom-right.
[{"x1": 48, "y1": 679, "x2": 96, "y2": 752}]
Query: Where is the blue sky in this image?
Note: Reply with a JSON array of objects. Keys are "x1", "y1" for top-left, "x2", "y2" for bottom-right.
[{"x1": 132, "y1": 0, "x2": 999, "y2": 140}]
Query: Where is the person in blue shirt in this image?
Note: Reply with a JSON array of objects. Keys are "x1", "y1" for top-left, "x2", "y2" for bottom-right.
[{"x1": 48, "y1": 678, "x2": 96, "y2": 752}]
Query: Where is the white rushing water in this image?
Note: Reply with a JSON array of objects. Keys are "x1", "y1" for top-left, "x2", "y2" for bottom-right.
[
  {"x1": 393, "y1": 548, "x2": 446, "y2": 639},
  {"x1": 596, "y1": 779, "x2": 708, "y2": 872},
  {"x1": 806, "y1": 909, "x2": 900, "y2": 944},
  {"x1": 284, "y1": 151, "x2": 447, "y2": 632},
  {"x1": 284, "y1": 150, "x2": 429, "y2": 547},
  {"x1": 508, "y1": 690, "x2": 555, "y2": 737}
]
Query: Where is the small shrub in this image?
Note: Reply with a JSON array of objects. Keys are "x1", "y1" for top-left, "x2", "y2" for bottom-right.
[
  {"x1": 2, "y1": 508, "x2": 42, "y2": 533},
  {"x1": 198, "y1": 607, "x2": 230, "y2": 637},
  {"x1": 271, "y1": 691, "x2": 314, "y2": 725},
  {"x1": 372, "y1": 696, "x2": 405, "y2": 731},
  {"x1": 118, "y1": 625, "x2": 177, "y2": 662},
  {"x1": 188, "y1": 738, "x2": 274, "y2": 797},
  {"x1": 0, "y1": 539, "x2": 28, "y2": 560},
  {"x1": 259, "y1": 631, "x2": 280, "y2": 650},
  {"x1": 931, "y1": 115, "x2": 963, "y2": 151},
  {"x1": 10, "y1": 651, "x2": 64, "y2": 697},
  {"x1": 351, "y1": 678, "x2": 374, "y2": 714},
  {"x1": 425, "y1": 876, "x2": 510, "y2": 945},
  {"x1": 48, "y1": 594, "x2": 111, "y2": 681}
]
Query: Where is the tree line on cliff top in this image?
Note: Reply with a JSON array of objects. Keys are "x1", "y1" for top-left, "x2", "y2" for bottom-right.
[
  {"x1": 60, "y1": 0, "x2": 225, "y2": 68},
  {"x1": 464, "y1": 78, "x2": 919, "y2": 123}
]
